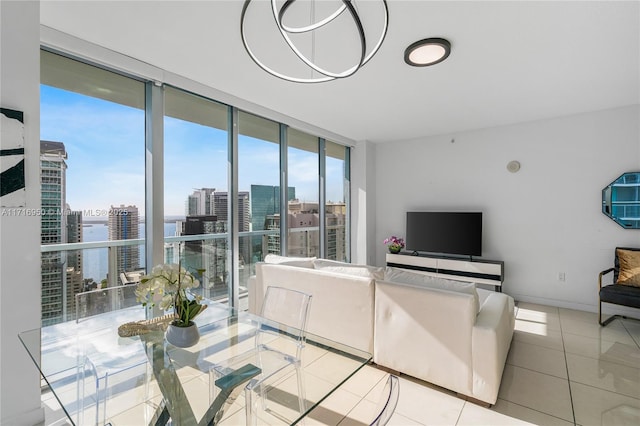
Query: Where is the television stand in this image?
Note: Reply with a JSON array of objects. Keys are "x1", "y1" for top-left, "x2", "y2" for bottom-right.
[{"x1": 386, "y1": 253, "x2": 504, "y2": 292}]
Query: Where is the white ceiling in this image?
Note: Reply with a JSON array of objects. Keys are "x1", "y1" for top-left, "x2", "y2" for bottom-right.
[{"x1": 40, "y1": 0, "x2": 640, "y2": 144}]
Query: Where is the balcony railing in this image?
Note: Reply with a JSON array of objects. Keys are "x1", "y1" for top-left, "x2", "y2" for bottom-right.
[{"x1": 40, "y1": 226, "x2": 346, "y2": 325}]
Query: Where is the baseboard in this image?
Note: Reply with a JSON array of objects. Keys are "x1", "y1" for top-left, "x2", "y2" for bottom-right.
[
  {"x1": 512, "y1": 293, "x2": 640, "y2": 319},
  {"x1": 1, "y1": 406, "x2": 44, "y2": 426}
]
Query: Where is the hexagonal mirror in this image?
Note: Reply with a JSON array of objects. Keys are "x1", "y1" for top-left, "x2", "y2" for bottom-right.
[{"x1": 602, "y1": 172, "x2": 640, "y2": 229}]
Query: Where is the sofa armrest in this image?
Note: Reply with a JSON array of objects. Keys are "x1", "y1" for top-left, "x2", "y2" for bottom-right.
[
  {"x1": 247, "y1": 275, "x2": 259, "y2": 315},
  {"x1": 374, "y1": 280, "x2": 476, "y2": 396},
  {"x1": 471, "y1": 292, "x2": 515, "y2": 404}
]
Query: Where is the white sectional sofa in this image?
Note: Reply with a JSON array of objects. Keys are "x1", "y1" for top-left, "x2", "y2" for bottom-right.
[
  {"x1": 247, "y1": 256, "x2": 515, "y2": 405},
  {"x1": 248, "y1": 258, "x2": 377, "y2": 354}
]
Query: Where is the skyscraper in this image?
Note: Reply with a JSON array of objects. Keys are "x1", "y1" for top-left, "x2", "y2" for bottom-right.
[
  {"x1": 250, "y1": 184, "x2": 296, "y2": 232},
  {"x1": 40, "y1": 141, "x2": 67, "y2": 326},
  {"x1": 186, "y1": 188, "x2": 215, "y2": 216},
  {"x1": 108, "y1": 204, "x2": 140, "y2": 286},
  {"x1": 180, "y1": 190, "x2": 253, "y2": 297},
  {"x1": 264, "y1": 200, "x2": 346, "y2": 260},
  {"x1": 65, "y1": 206, "x2": 83, "y2": 320},
  {"x1": 211, "y1": 191, "x2": 251, "y2": 232}
]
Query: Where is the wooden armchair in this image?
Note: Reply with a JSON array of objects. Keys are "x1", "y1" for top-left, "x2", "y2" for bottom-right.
[{"x1": 598, "y1": 247, "x2": 640, "y2": 326}]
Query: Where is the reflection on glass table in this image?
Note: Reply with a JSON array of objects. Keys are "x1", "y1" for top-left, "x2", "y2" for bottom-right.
[{"x1": 19, "y1": 300, "x2": 372, "y2": 425}]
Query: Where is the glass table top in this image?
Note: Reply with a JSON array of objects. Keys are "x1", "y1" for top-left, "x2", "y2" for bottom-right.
[{"x1": 19, "y1": 300, "x2": 372, "y2": 425}]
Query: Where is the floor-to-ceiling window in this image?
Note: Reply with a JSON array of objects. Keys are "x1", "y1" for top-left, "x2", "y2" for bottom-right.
[
  {"x1": 40, "y1": 50, "x2": 145, "y2": 324},
  {"x1": 287, "y1": 129, "x2": 320, "y2": 257},
  {"x1": 40, "y1": 49, "x2": 351, "y2": 322},
  {"x1": 238, "y1": 111, "x2": 280, "y2": 281},
  {"x1": 325, "y1": 140, "x2": 349, "y2": 261},
  {"x1": 163, "y1": 86, "x2": 229, "y2": 301}
]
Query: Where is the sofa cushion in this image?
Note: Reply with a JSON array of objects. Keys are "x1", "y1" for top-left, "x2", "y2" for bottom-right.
[
  {"x1": 263, "y1": 254, "x2": 316, "y2": 268},
  {"x1": 616, "y1": 248, "x2": 640, "y2": 287},
  {"x1": 384, "y1": 267, "x2": 479, "y2": 314},
  {"x1": 313, "y1": 259, "x2": 385, "y2": 280}
]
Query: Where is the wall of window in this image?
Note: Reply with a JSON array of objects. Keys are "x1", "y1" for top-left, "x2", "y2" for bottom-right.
[
  {"x1": 163, "y1": 86, "x2": 230, "y2": 301},
  {"x1": 287, "y1": 129, "x2": 320, "y2": 257},
  {"x1": 40, "y1": 50, "x2": 145, "y2": 324},
  {"x1": 40, "y1": 50, "x2": 351, "y2": 321},
  {"x1": 238, "y1": 112, "x2": 280, "y2": 283},
  {"x1": 326, "y1": 141, "x2": 349, "y2": 261}
]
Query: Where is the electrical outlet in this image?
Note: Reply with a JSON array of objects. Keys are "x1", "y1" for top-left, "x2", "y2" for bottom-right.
[{"x1": 558, "y1": 272, "x2": 566, "y2": 282}]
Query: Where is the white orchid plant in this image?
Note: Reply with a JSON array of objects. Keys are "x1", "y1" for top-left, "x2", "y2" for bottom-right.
[{"x1": 135, "y1": 263, "x2": 206, "y2": 327}]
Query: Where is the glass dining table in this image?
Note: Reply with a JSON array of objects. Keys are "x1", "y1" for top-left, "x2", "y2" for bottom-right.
[{"x1": 19, "y1": 300, "x2": 372, "y2": 425}]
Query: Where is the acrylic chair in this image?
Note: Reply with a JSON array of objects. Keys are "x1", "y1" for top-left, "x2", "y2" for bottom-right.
[
  {"x1": 370, "y1": 375, "x2": 400, "y2": 426},
  {"x1": 209, "y1": 286, "x2": 312, "y2": 425}
]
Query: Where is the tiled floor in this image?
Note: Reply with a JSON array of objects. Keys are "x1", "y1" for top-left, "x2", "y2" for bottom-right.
[{"x1": 41, "y1": 302, "x2": 640, "y2": 425}]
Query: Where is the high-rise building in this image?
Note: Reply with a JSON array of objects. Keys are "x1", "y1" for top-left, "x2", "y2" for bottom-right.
[
  {"x1": 211, "y1": 191, "x2": 251, "y2": 232},
  {"x1": 65, "y1": 206, "x2": 83, "y2": 320},
  {"x1": 326, "y1": 202, "x2": 347, "y2": 261},
  {"x1": 287, "y1": 201, "x2": 320, "y2": 258},
  {"x1": 264, "y1": 200, "x2": 346, "y2": 260},
  {"x1": 250, "y1": 185, "x2": 296, "y2": 232},
  {"x1": 186, "y1": 188, "x2": 215, "y2": 216},
  {"x1": 180, "y1": 190, "x2": 253, "y2": 297},
  {"x1": 178, "y1": 215, "x2": 225, "y2": 297},
  {"x1": 108, "y1": 204, "x2": 140, "y2": 286},
  {"x1": 40, "y1": 141, "x2": 68, "y2": 326},
  {"x1": 211, "y1": 191, "x2": 251, "y2": 283}
]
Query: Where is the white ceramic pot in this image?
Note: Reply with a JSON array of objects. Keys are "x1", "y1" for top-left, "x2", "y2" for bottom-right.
[{"x1": 165, "y1": 322, "x2": 200, "y2": 348}]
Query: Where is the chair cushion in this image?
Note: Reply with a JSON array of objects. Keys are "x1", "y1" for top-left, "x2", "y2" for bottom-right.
[
  {"x1": 616, "y1": 248, "x2": 640, "y2": 287},
  {"x1": 600, "y1": 284, "x2": 640, "y2": 308}
]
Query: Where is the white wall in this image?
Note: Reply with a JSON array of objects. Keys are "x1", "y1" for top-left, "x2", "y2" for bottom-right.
[
  {"x1": 351, "y1": 140, "x2": 377, "y2": 266},
  {"x1": 0, "y1": 1, "x2": 44, "y2": 424},
  {"x1": 374, "y1": 106, "x2": 640, "y2": 312}
]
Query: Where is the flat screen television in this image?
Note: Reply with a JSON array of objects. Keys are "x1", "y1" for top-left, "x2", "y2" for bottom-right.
[{"x1": 405, "y1": 212, "x2": 482, "y2": 257}]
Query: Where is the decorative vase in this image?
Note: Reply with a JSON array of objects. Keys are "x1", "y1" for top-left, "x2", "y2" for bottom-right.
[
  {"x1": 165, "y1": 322, "x2": 200, "y2": 348},
  {"x1": 388, "y1": 246, "x2": 402, "y2": 254}
]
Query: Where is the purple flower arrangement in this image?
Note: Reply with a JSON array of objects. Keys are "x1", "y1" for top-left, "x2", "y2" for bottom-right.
[{"x1": 383, "y1": 235, "x2": 405, "y2": 253}]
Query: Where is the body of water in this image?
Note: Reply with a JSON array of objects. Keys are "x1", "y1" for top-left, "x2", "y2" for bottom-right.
[{"x1": 82, "y1": 222, "x2": 177, "y2": 282}]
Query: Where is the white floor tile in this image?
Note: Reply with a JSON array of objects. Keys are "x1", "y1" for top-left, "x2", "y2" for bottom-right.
[
  {"x1": 457, "y1": 399, "x2": 573, "y2": 426},
  {"x1": 559, "y1": 307, "x2": 600, "y2": 324},
  {"x1": 340, "y1": 365, "x2": 387, "y2": 400},
  {"x1": 566, "y1": 353, "x2": 640, "y2": 399},
  {"x1": 517, "y1": 306, "x2": 562, "y2": 331},
  {"x1": 571, "y1": 381, "x2": 640, "y2": 426},
  {"x1": 44, "y1": 303, "x2": 640, "y2": 426},
  {"x1": 391, "y1": 376, "x2": 464, "y2": 426},
  {"x1": 498, "y1": 365, "x2": 574, "y2": 422},
  {"x1": 561, "y1": 318, "x2": 637, "y2": 345},
  {"x1": 339, "y1": 397, "x2": 422, "y2": 426},
  {"x1": 506, "y1": 340, "x2": 568, "y2": 379},
  {"x1": 621, "y1": 319, "x2": 640, "y2": 348},
  {"x1": 563, "y1": 333, "x2": 640, "y2": 369},
  {"x1": 517, "y1": 302, "x2": 560, "y2": 315},
  {"x1": 513, "y1": 324, "x2": 565, "y2": 351},
  {"x1": 305, "y1": 387, "x2": 364, "y2": 425}
]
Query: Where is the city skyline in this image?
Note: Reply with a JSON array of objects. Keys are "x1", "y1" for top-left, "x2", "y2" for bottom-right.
[{"x1": 41, "y1": 85, "x2": 346, "y2": 218}]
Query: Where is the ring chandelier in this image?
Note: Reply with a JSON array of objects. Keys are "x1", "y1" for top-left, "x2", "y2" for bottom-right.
[{"x1": 240, "y1": 0, "x2": 389, "y2": 83}]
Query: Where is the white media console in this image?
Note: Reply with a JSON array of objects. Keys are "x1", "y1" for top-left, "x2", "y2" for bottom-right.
[{"x1": 386, "y1": 253, "x2": 504, "y2": 292}]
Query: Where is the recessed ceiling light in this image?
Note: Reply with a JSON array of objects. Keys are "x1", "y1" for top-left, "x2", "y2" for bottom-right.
[{"x1": 404, "y1": 38, "x2": 451, "y2": 67}]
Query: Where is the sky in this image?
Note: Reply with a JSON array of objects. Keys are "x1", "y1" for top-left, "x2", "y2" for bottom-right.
[{"x1": 40, "y1": 85, "x2": 345, "y2": 217}]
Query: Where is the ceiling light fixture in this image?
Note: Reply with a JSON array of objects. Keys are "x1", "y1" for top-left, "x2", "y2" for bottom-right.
[
  {"x1": 240, "y1": 0, "x2": 389, "y2": 83},
  {"x1": 404, "y1": 38, "x2": 451, "y2": 67}
]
